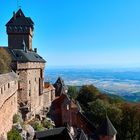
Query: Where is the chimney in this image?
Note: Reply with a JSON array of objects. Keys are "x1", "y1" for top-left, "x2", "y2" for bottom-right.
[
  {"x1": 13, "y1": 11, "x2": 16, "y2": 20},
  {"x1": 34, "y1": 48, "x2": 37, "y2": 53}
]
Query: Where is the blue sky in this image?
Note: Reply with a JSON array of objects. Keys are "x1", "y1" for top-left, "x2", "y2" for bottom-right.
[{"x1": 0, "y1": 0, "x2": 140, "y2": 68}]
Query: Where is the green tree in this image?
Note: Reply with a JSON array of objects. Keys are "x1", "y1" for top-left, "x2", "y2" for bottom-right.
[
  {"x1": 77, "y1": 85, "x2": 100, "y2": 108},
  {"x1": 68, "y1": 86, "x2": 78, "y2": 99},
  {"x1": 87, "y1": 99, "x2": 107, "y2": 127}
]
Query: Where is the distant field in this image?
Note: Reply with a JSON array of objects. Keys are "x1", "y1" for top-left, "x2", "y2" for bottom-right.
[{"x1": 45, "y1": 67, "x2": 140, "y2": 102}]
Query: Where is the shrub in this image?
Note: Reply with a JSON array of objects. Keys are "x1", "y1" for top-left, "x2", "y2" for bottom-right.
[
  {"x1": 7, "y1": 128, "x2": 22, "y2": 140},
  {"x1": 13, "y1": 114, "x2": 20, "y2": 124},
  {"x1": 31, "y1": 121, "x2": 44, "y2": 131},
  {"x1": 42, "y1": 118, "x2": 53, "y2": 129}
]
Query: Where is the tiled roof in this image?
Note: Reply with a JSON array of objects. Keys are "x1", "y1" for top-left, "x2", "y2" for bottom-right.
[
  {"x1": 96, "y1": 115, "x2": 117, "y2": 136},
  {"x1": 35, "y1": 127, "x2": 66, "y2": 138},
  {"x1": 34, "y1": 127, "x2": 73, "y2": 140},
  {"x1": 6, "y1": 9, "x2": 34, "y2": 29},
  {"x1": 4, "y1": 48, "x2": 45, "y2": 63},
  {"x1": 54, "y1": 77, "x2": 68, "y2": 96},
  {"x1": 0, "y1": 72, "x2": 18, "y2": 87},
  {"x1": 75, "y1": 128, "x2": 89, "y2": 140},
  {"x1": 78, "y1": 112, "x2": 96, "y2": 131},
  {"x1": 78, "y1": 129, "x2": 88, "y2": 140}
]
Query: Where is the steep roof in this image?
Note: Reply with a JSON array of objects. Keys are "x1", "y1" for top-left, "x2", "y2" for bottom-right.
[
  {"x1": 6, "y1": 9, "x2": 34, "y2": 29},
  {"x1": 10, "y1": 49, "x2": 45, "y2": 62},
  {"x1": 77, "y1": 129, "x2": 88, "y2": 140},
  {"x1": 34, "y1": 127, "x2": 73, "y2": 140},
  {"x1": 4, "y1": 48, "x2": 45, "y2": 63},
  {"x1": 78, "y1": 112, "x2": 96, "y2": 132},
  {"x1": 53, "y1": 77, "x2": 68, "y2": 96},
  {"x1": 96, "y1": 115, "x2": 117, "y2": 136}
]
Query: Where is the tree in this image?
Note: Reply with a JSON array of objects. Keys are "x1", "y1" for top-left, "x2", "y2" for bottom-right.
[
  {"x1": 120, "y1": 103, "x2": 140, "y2": 140},
  {"x1": 77, "y1": 85, "x2": 100, "y2": 107},
  {"x1": 68, "y1": 86, "x2": 78, "y2": 99},
  {"x1": 87, "y1": 99, "x2": 107, "y2": 127},
  {"x1": 0, "y1": 48, "x2": 11, "y2": 74}
]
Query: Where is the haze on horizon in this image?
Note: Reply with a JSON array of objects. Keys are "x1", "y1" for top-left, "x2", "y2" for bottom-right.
[{"x1": 0, "y1": 0, "x2": 140, "y2": 68}]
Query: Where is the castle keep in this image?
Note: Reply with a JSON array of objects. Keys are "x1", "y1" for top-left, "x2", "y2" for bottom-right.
[
  {"x1": 0, "y1": 9, "x2": 55, "y2": 138},
  {"x1": 5, "y1": 9, "x2": 55, "y2": 120}
]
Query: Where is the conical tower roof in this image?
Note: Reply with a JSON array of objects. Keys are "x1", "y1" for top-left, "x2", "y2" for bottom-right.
[
  {"x1": 97, "y1": 115, "x2": 117, "y2": 136},
  {"x1": 54, "y1": 77, "x2": 68, "y2": 96}
]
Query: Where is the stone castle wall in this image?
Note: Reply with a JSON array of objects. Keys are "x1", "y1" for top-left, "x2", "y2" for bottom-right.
[
  {"x1": 43, "y1": 86, "x2": 55, "y2": 108},
  {"x1": 17, "y1": 62, "x2": 49, "y2": 119},
  {"x1": 17, "y1": 62, "x2": 45, "y2": 70},
  {"x1": 0, "y1": 75, "x2": 18, "y2": 139}
]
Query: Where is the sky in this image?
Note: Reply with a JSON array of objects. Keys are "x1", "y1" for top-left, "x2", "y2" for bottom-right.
[{"x1": 0, "y1": 0, "x2": 140, "y2": 68}]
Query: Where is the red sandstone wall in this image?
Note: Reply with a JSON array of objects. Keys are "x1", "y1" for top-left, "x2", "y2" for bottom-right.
[{"x1": 0, "y1": 80, "x2": 18, "y2": 139}]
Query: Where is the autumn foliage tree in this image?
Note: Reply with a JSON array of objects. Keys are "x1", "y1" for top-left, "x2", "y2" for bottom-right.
[
  {"x1": 0, "y1": 48, "x2": 11, "y2": 74},
  {"x1": 74, "y1": 84, "x2": 140, "y2": 140}
]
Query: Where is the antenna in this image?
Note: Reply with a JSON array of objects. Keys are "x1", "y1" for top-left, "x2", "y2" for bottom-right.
[{"x1": 17, "y1": 0, "x2": 21, "y2": 9}]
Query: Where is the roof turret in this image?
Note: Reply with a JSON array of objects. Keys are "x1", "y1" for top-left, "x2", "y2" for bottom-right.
[{"x1": 54, "y1": 77, "x2": 68, "y2": 97}]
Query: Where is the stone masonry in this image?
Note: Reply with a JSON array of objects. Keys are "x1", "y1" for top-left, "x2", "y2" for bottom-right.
[{"x1": 0, "y1": 72, "x2": 18, "y2": 139}]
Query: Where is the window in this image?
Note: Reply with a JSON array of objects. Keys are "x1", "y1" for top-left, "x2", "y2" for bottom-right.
[
  {"x1": 0, "y1": 88, "x2": 2, "y2": 94},
  {"x1": 8, "y1": 83, "x2": 10, "y2": 88}
]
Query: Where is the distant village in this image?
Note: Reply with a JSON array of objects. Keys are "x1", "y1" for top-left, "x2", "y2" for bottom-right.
[{"x1": 0, "y1": 9, "x2": 117, "y2": 140}]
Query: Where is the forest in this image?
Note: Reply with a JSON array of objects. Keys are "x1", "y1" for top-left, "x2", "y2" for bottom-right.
[{"x1": 68, "y1": 85, "x2": 140, "y2": 140}]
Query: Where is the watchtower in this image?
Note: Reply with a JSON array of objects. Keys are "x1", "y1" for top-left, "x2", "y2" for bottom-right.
[{"x1": 6, "y1": 9, "x2": 34, "y2": 51}]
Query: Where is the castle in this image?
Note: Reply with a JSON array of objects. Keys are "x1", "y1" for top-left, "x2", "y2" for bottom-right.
[
  {"x1": 0, "y1": 9, "x2": 117, "y2": 140},
  {"x1": 0, "y1": 9, "x2": 55, "y2": 139}
]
